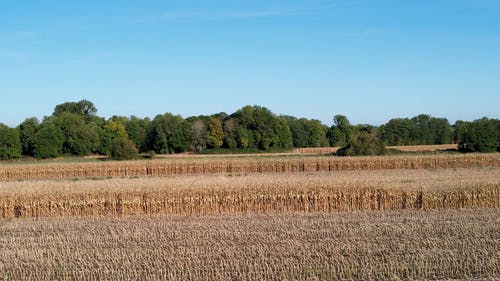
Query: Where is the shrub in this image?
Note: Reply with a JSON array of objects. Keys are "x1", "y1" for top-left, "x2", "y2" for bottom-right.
[
  {"x1": 337, "y1": 132, "x2": 386, "y2": 156},
  {"x1": 111, "y1": 137, "x2": 138, "y2": 160}
]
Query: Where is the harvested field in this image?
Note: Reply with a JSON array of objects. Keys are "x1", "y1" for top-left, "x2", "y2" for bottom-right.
[
  {"x1": 0, "y1": 209, "x2": 498, "y2": 281},
  {"x1": 387, "y1": 143, "x2": 458, "y2": 152},
  {"x1": 0, "y1": 153, "x2": 499, "y2": 181},
  {"x1": 1, "y1": 168, "x2": 498, "y2": 219}
]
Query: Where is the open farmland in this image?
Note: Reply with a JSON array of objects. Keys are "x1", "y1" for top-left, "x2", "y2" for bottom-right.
[
  {"x1": 1, "y1": 153, "x2": 499, "y2": 181},
  {"x1": 1, "y1": 154, "x2": 499, "y2": 280}
]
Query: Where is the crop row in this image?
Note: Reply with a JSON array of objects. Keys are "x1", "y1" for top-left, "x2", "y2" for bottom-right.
[{"x1": 1, "y1": 154, "x2": 499, "y2": 181}]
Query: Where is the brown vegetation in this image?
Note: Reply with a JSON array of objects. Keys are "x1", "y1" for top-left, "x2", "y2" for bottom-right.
[
  {"x1": 1, "y1": 168, "x2": 498, "y2": 219},
  {"x1": 0, "y1": 153, "x2": 498, "y2": 181},
  {"x1": 0, "y1": 209, "x2": 498, "y2": 280}
]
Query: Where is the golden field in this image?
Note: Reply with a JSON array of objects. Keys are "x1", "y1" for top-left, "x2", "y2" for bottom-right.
[
  {"x1": 0, "y1": 168, "x2": 499, "y2": 219},
  {"x1": 1, "y1": 153, "x2": 499, "y2": 280},
  {"x1": 1, "y1": 153, "x2": 499, "y2": 181}
]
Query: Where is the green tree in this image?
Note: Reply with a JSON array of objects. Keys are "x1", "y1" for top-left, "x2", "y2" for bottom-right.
[
  {"x1": 0, "y1": 124, "x2": 22, "y2": 160},
  {"x1": 18, "y1": 117, "x2": 39, "y2": 156},
  {"x1": 147, "y1": 113, "x2": 190, "y2": 154},
  {"x1": 230, "y1": 105, "x2": 292, "y2": 150},
  {"x1": 33, "y1": 122, "x2": 64, "y2": 159},
  {"x1": 303, "y1": 119, "x2": 329, "y2": 147},
  {"x1": 328, "y1": 115, "x2": 352, "y2": 147},
  {"x1": 377, "y1": 118, "x2": 415, "y2": 146},
  {"x1": 53, "y1": 99, "x2": 97, "y2": 122},
  {"x1": 207, "y1": 117, "x2": 223, "y2": 148},
  {"x1": 284, "y1": 116, "x2": 308, "y2": 148},
  {"x1": 126, "y1": 116, "x2": 151, "y2": 152},
  {"x1": 459, "y1": 118, "x2": 499, "y2": 152},
  {"x1": 111, "y1": 137, "x2": 138, "y2": 160},
  {"x1": 54, "y1": 112, "x2": 99, "y2": 156}
]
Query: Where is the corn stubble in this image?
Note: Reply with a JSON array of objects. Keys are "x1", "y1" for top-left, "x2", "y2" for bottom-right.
[{"x1": 0, "y1": 210, "x2": 498, "y2": 281}]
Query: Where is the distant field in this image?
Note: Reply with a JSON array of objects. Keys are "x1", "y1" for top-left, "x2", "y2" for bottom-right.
[
  {"x1": 293, "y1": 144, "x2": 458, "y2": 154},
  {"x1": 0, "y1": 153, "x2": 498, "y2": 181}
]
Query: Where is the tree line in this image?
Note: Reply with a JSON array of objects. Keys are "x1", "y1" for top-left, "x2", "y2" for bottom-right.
[{"x1": 0, "y1": 100, "x2": 499, "y2": 160}]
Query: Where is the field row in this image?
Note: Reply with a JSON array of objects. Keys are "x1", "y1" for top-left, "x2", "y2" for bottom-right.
[
  {"x1": 1, "y1": 209, "x2": 497, "y2": 280},
  {"x1": 1, "y1": 153, "x2": 499, "y2": 181},
  {"x1": 1, "y1": 168, "x2": 498, "y2": 219}
]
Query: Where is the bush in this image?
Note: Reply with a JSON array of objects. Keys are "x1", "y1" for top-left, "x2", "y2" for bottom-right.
[
  {"x1": 337, "y1": 132, "x2": 386, "y2": 156},
  {"x1": 111, "y1": 137, "x2": 138, "y2": 160}
]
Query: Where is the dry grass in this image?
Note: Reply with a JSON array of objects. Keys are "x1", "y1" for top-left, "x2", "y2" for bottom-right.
[
  {"x1": 1, "y1": 168, "x2": 498, "y2": 219},
  {"x1": 0, "y1": 153, "x2": 498, "y2": 181},
  {"x1": 0, "y1": 209, "x2": 498, "y2": 280}
]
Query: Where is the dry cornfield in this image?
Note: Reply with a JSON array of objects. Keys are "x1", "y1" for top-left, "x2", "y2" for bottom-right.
[
  {"x1": 0, "y1": 153, "x2": 499, "y2": 181},
  {"x1": 0, "y1": 168, "x2": 498, "y2": 219},
  {"x1": 1, "y1": 154, "x2": 499, "y2": 280},
  {"x1": 0, "y1": 209, "x2": 498, "y2": 280}
]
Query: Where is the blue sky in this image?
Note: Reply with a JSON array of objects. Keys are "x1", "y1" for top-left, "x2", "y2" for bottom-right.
[{"x1": 1, "y1": 0, "x2": 499, "y2": 127}]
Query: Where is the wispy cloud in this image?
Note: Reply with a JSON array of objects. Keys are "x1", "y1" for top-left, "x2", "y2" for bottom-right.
[{"x1": 129, "y1": 7, "x2": 303, "y2": 24}]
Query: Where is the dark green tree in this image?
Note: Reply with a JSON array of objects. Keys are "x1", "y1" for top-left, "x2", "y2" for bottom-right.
[
  {"x1": 126, "y1": 116, "x2": 151, "y2": 152},
  {"x1": 284, "y1": 116, "x2": 308, "y2": 148},
  {"x1": 53, "y1": 99, "x2": 97, "y2": 122},
  {"x1": 328, "y1": 115, "x2": 352, "y2": 147},
  {"x1": 0, "y1": 124, "x2": 22, "y2": 160},
  {"x1": 18, "y1": 117, "x2": 39, "y2": 156},
  {"x1": 33, "y1": 122, "x2": 64, "y2": 159},
  {"x1": 377, "y1": 118, "x2": 415, "y2": 145},
  {"x1": 53, "y1": 112, "x2": 99, "y2": 156},
  {"x1": 459, "y1": 118, "x2": 499, "y2": 152},
  {"x1": 147, "y1": 113, "x2": 190, "y2": 154}
]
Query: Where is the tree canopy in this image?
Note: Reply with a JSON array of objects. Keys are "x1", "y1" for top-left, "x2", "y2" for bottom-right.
[{"x1": 0, "y1": 99, "x2": 498, "y2": 160}]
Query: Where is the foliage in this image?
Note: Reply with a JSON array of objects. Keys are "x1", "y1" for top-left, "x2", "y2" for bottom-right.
[
  {"x1": 0, "y1": 123, "x2": 22, "y2": 160},
  {"x1": 53, "y1": 99, "x2": 97, "y2": 122},
  {"x1": 207, "y1": 117, "x2": 224, "y2": 148},
  {"x1": 189, "y1": 118, "x2": 208, "y2": 152},
  {"x1": 328, "y1": 115, "x2": 352, "y2": 147},
  {"x1": 126, "y1": 116, "x2": 150, "y2": 152},
  {"x1": 378, "y1": 115, "x2": 453, "y2": 146},
  {"x1": 33, "y1": 123, "x2": 64, "y2": 159},
  {"x1": 337, "y1": 131, "x2": 386, "y2": 156},
  {"x1": 110, "y1": 137, "x2": 138, "y2": 160},
  {"x1": 2, "y1": 99, "x2": 500, "y2": 161},
  {"x1": 148, "y1": 113, "x2": 190, "y2": 154},
  {"x1": 458, "y1": 118, "x2": 499, "y2": 152},
  {"x1": 53, "y1": 112, "x2": 99, "y2": 156},
  {"x1": 18, "y1": 117, "x2": 39, "y2": 156},
  {"x1": 230, "y1": 106, "x2": 292, "y2": 150}
]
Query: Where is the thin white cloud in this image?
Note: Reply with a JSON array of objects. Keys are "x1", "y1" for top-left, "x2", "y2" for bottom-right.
[{"x1": 129, "y1": 7, "x2": 303, "y2": 24}]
